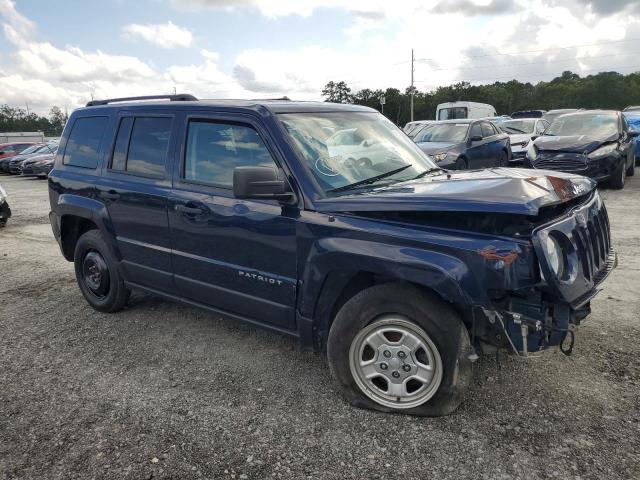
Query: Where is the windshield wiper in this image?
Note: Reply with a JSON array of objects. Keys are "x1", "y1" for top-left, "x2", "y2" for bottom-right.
[
  {"x1": 327, "y1": 164, "x2": 412, "y2": 194},
  {"x1": 505, "y1": 127, "x2": 526, "y2": 134},
  {"x1": 411, "y1": 167, "x2": 445, "y2": 179}
]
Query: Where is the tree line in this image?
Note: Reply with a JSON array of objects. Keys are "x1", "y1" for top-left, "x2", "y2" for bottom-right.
[
  {"x1": 321, "y1": 70, "x2": 640, "y2": 126},
  {"x1": 0, "y1": 105, "x2": 69, "y2": 137}
]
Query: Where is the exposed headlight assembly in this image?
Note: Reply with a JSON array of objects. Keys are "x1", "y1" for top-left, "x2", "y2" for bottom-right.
[
  {"x1": 431, "y1": 152, "x2": 448, "y2": 162},
  {"x1": 526, "y1": 142, "x2": 538, "y2": 160},
  {"x1": 588, "y1": 143, "x2": 618, "y2": 159},
  {"x1": 540, "y1": 232, "x2": 576, "y2": 283}
]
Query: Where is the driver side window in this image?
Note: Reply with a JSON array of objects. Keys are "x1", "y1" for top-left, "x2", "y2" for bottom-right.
[
  {"x1": 183, "y1": 120, "x2": 277, "y2": 188},
  {"x1": 470, "y1": 123, "x2": 482, "y2": 139}
]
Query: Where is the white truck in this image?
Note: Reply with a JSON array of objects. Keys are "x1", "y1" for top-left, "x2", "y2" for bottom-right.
[
  {"x1": 0, "y1": 131, "x2": 45, "y2": 143},
  {"x1": 435, "y1": 101, "x2": 496, "y2": 121}
]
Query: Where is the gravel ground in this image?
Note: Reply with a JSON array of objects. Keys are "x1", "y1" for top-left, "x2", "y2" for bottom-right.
[{"x1": 0, "y1": 173, "x2": 639, "y2": 480}]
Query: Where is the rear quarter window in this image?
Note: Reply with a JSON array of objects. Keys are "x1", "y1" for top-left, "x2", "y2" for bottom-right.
[{"x1": 63, "y1": 116, "x2": 108, "y2": 168}]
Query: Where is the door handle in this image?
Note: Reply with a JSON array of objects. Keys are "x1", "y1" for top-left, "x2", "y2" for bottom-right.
[
  {"x1": 102, "y1": 190, "x2": 120, "y2": 200},
  {"x1": 175, "y1": 204, "x2": 205, "y2": 215}
]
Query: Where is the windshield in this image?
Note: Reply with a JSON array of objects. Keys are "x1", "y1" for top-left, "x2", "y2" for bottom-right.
[
  {"x1": 546, "y1": 113, "x2": 618, "y2": 138},
  {"x1": 624, "y1": 112, "x2": 640, "y2": 132},
  {"x1": 19, "y1": 144, "x2": 44, "y2": 155},
  {"x1": 414, "y1": 123, "x2": 469, "y2": 143},
  {"x1": 500, "y1": 119, "x2": 535, "y2": 134},
  {"x1": 279, "y1": 112, "x2": 437, "y2": 194}
]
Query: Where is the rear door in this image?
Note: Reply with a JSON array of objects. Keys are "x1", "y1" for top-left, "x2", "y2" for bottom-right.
[
  {"x1": 168, "y1": 113, "x2": 298, "y2": 330},
  {"x1": 95, "y1": 111, "x2": 176, "y2": 293}
]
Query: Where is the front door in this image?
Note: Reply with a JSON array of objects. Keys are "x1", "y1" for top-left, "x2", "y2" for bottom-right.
[
  {"x1": 481, "y1": 122, "x2": 501, "y2": 167},
  {"x1": 168, "y1": 115, "x2": 298, "y2": 330},
  {"x1": 95, "y1": 113, "x2": 176, "y2": 292},
  {"x1": 466, "y1": 123, "x2": 486, "y2": 169}
]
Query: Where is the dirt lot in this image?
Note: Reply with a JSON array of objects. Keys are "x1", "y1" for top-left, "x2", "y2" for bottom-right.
[{"x1": 0, "y1": 173, "x2": 639, "y2": 480}]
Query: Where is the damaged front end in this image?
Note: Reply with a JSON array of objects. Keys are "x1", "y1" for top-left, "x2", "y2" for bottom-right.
[
  {"x1": 475, "y1": 189, "x2": 616, "y2": 357},
  {"x1": 0, "y1": 183, "x2": 11, "y2": 227}
]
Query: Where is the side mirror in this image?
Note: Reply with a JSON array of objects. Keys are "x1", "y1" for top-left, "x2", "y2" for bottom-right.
[
  {"x1": 469, "y1": 135, "x2": 483, "y2": 143},
  {"x1": 531, "y1": 135, "x2": 539, "y2": 141},
  {"x1": 233, "y1": 166, "x2": 295, "y2": 202}
]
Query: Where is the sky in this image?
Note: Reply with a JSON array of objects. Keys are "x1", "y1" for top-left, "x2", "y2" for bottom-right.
[{"x1": 0, "y1": 0, "x2": 639, "y2": 114}]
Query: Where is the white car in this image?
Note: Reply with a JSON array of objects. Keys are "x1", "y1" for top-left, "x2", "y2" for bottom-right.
[
  {"x1": 499, "y1": 118, "x2": 550, "y2": 162},
  {"x1": 326, "y1": 128, "x2": 391, "y2": 169},
  {"x1": 403, "y1": 120, "x2": 433, "y2": 138}
]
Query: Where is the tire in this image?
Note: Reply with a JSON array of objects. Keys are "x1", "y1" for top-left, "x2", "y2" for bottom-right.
[
  {"x1": 626, "y1": 153, "x2": 635, "y2": 177},
  {"x1": 454, "y1": 157, "x2": 468, "y2": 170},
  {"x1": 327, "y1": 283, "x2": 472, "y2": 417},
  {"x1": 498, "y1": 150, "x2": 508, "y2": 167},
  {"x1": 610, "y1": 158, "x2": 626, "y2": 190},
  {"x1": 73, "y1": 229, "x2": 130, "y2": 312}
]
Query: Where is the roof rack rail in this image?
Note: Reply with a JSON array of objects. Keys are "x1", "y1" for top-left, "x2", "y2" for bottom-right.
[
  {"x1": 86, "y1": 94, "x2": 198, "y2": 107},
  {"x1": 249, "y1": 96, "x2": 291, "y2": 101}
]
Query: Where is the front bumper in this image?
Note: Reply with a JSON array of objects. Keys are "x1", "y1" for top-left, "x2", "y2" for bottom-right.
[
  {"x1": 0, "y1": 199, "x2": 11, "y2": 226},
  {"x1": 27, "y1": 163, "x2": 53, "y2": 176},
  {"x1": 527, "y1": 151, "x2": 622, "y2": 182}
]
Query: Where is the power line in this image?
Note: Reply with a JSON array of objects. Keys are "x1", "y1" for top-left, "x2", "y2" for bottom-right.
[
  {"x1": 414, "y1": 50, "x2": 640, "y2": 74},
  {"x1": 415, "y1": 63, "x2": 640, "y2": 86},
  {"x1": 402, "y1": 37, "x2": 640, "y2": 65}
]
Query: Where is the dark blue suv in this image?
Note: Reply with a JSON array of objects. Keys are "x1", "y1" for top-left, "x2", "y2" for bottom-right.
[{"x1": 49, "y1": 95, "x2": 616, "y2": 416}]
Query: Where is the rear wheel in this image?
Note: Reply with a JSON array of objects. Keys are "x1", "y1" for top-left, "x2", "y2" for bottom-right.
[
  {"x1": 327, "y1": 283, "x2": 472, "y2": 416},
  {"x1": 498, "y1": 150, "x2": 508, "y2": 167},
  {"x1": 74, "y1": 229, "x2": 130, "y2": 312}
]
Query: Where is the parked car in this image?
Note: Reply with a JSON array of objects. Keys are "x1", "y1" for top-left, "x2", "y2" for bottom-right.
[
  {"x1": 623, "y1": 106, "x2": 640, "y2": 112},
  {"x1": 8, "y1": 142, "x2": 57, "y2": 174},
  {"x1": 0, "y1": 143, "x2": 44, "y2": 173},
  {"x1": 20, "y1": 147, "x2": 58, "y2": 177},
  {"x1": 436, "y1": 101, "x2": 496, "y2": 120},
  {"x1": 0, "y1": 142, "x2": 35, "y2": 161},
  {"x1": 413, "y1": 119, "x2": 510, "y2": 169},
  {"x1": 500, "y1": 118, "x2": 550, "y2": 163},
  {"x1": 622, "y1": 110, "x2": 640, "y2": 164},
  {"x1": 49, "y1": 94, "x2": 615, "y2": 416},
  {"x1": 403, "y1": 120, "x2": 433, "y2": 138},
  {"x1": 525, "y1": 110, "x2": 637, "y2": 189},
  {"x1": 483, "y1": 115, "x2": 511, "y2": 126},
  {"x1": 0, "y1": 182, "x2": 10, "y2": 227},
  {"x1": 542, "y1": 109, "x2": 581, "y2": 124},
  {"x1": 511, "y1": 110, "x2": 546, "y2": 119}
]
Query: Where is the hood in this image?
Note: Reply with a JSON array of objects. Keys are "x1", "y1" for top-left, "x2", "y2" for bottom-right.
[
  {"x1": 24, "y1": 153, "x2": 54, "y2": 164},
  {"x1": 509, "y1": 133, "x2": 532, "y2": 144},
  {"x1": 534, "y1": 134, "x2": 615, "y2": 153},
  {"x1": 315, "y1": 168, "x2": 596, "y2": 216},
  {"x1": 415, "y1": 141, "x2": 459, "y2": 154}
]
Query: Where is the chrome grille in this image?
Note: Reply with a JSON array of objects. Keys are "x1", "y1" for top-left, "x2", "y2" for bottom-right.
[{"x1": 571, "y1": 201, "x2": 612, "y2": 282}]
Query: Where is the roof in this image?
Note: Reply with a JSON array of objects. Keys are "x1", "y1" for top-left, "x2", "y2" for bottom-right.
[
  {"x1": 559, "y1": 109, "x2": 619, "y2": 116},
  {"x1": 81, "y1": 97, "x2": 376, "y2": 115},
  {"x1": 427, "y1": 118, "x2": 478, "y2": 124}
]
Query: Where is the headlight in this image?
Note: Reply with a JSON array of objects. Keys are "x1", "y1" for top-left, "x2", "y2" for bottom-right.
[
  {"x1": 545, "y1": 235, "x2": 562, "y2": 277},
  {"x1": 526, "y1": 142, "x2": 537, "y2": 160},
  {"x1": 432, "y1": 152, "x2": 448, "y2": 162},
  {"x1": 588, "y1": 143, "x2": 617, "y2": 159},
  {"x1": 513, "y1": 140, "x2": 529, "y2": 148}
]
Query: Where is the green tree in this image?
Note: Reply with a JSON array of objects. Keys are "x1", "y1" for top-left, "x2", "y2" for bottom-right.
[{"x1": 321, "y1": 81, "x2": 353, "y2": 103}]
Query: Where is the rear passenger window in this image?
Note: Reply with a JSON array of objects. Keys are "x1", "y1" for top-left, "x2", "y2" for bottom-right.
[
  {"x1": 63, "y1": 116, "x2": 108, "y2": 168},
  {"x1": 110, "y1": 117, "x2": 172, "y2": 177},
  {"x1": 183, "y1": 121, "x2": 276, "y2": 187}
]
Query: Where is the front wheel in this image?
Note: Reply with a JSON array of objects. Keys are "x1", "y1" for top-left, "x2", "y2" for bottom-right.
[
  {"x1": 327, "y1": 283, "x2": 472, "y2": 416},
  {"x1": 610, "y1": 158, "x2": 626, "y2": 190},
  {"x1": 626, "y1": 153, "x2": 635, "y2": 177},
  {"x1": 74, "y1": 229, "x2": 130, "y2": 312}
]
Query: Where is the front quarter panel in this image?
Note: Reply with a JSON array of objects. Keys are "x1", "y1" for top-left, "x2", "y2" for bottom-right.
[{"x1": 296, "y1": 211, "x2": 537, "y2": 323}]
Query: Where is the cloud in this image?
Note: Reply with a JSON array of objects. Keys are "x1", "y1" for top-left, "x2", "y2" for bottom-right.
[
  {"x1": 432, "y1": 0, "x2": 516, "y2": 16},
  {"x1": 233, "y1": 64, "x2": 286, "y2": 93},
  {"x1": 575, "y1": 0, "x2": 640, "y2": 16},
  {"x1": 122, "y1": 21, "x2": 193, "y2": 48}
]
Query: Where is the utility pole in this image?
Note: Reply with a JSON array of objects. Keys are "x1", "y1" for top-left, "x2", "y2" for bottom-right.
[
  {"x1": 25, "y1": 102, "x2": 30, "y2": 115},
  {"x1": 410, "y1": 49, "x2": 415, "y2": 122}
]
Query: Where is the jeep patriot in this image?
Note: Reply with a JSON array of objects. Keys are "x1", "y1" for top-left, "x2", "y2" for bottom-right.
[{"x1": 48, "y1": 94, "x2": 616, "y2": 416}]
